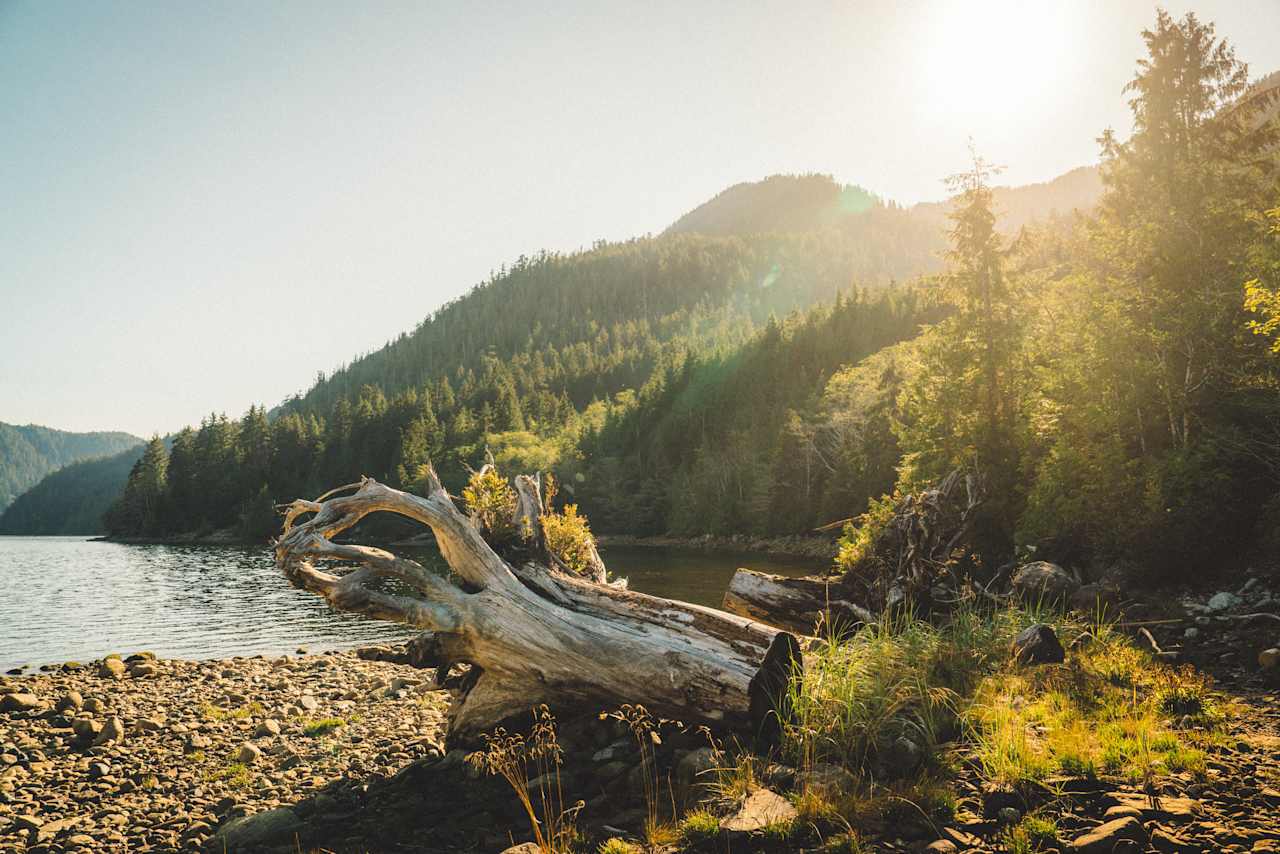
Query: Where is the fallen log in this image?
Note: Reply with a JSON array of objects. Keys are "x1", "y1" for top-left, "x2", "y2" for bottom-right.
[
  {"x1": 274, "y1": 468, "x2": 800, "y2": 744},
  {"x1": 723, "y1": 569, "x2": 874, "y2": 637}
]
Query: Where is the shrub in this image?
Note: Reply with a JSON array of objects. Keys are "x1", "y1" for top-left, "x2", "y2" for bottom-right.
[
  {"x1": 463, "y1": 467, "x2": 518, "y2": 542},
  {"x1": 542, "y1": 504, "x2": 598, "y2": 576}
]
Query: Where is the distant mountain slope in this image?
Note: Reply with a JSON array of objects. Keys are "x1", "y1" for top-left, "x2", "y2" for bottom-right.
[
  {"x1": 0, "y1": 444, "x2": 145, "y2": 534},
  {"x1": 278, "y1": 210, "x2": 946, "y2": 419},
  {"x1": 665, "y1": 174, "x2": 880, "y2": 236},
  {"x1": 0, "y1": 423, "x2": 142, "y2": 511},
  {"x1": 11, "y1": 167, "x2": 1110, "y2": 537},
  {"x1": 908, "y1": 164, "x2": 1104, "y2": 234},
  {"x1": 663, "y1": 169, "x2": 1105, "y2": 243}
]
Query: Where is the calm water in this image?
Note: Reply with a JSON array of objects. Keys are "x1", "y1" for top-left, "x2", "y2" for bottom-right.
[{"x1": 0, "y1": 537, "x2": 817, "y2": 670}]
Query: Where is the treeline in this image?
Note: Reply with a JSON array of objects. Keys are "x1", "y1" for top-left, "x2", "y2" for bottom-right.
[
  {"x1": 83, "y1": 11, "x2": 1280, "y2": 584},
  {"x1": 277, "y1": 205, "x2": 945, "y2": 417},
  {"x1": 833, "y1": 10, "x2": 1280, "y2": 579},
  {"x1": 573, "y1": 288, "x2": 937, "y2": 534},
  {"x1": 102, "y1": 284, "x2": 931, "y2": 540},
  {"x1": 0, "y1": 422, "x2": 140, "y2": 512},
  {"x1": 0, "y1": 445, "x2": 144, "y2": 535}
]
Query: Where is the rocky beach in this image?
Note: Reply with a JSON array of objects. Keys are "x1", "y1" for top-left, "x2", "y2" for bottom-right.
[{"x1": 2, "y1": 573, "x2": 1280, "y2": 854}]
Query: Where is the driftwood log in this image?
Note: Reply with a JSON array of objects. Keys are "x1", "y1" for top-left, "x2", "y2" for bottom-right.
[
  {"x1": 274, "y1": 469, "x2": 801, "y2": 743},
  {"x1": 724, "y1": 570, "x2": 874, "y2": 637}
]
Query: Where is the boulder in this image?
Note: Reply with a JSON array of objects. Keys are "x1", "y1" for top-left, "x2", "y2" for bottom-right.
[
  {"x1": 720, "y1": 788, "x2": 797, "y2": 833},
  {"x1": 93, "y1": 716, "x2": 125, "y2": 746},
  {"x1": 1070, "y1": 816, "x2": 1148, "y2": 853},
  {"x1": 879, "y1": 735, "x2": 922, "y2": 776},
  {"x1": 1013, "y1": 624, "x2": 1066, "y2": 665},
  {"x1": 674, "y1": 746, "x2": 718, "y2": 804},
  {"x1": 1012, "y1": 561, "x2": 1079, "y2": 604},
  {"x1": 1070, "y1": 584, "x2": 1121, "y2": 616},
  {"x1": 209, "y1": 807, "x2": 303, "y2": 852},
  {"x1": 55, "y1": 691, "x2": 84, "y2": 713},
  {"x1": 254, "y1": 719, "x2": 282, "y2": 738},
  {"x1": 1, "y1": 693, "x2": 41, "y2": 713},
  {"x1": 128, "y1": 662, "x2": 159, "y2": 678},
  {"x1": 795, "y1": 763, "x2": 855, "y2": 799},
  {"x1": 1206, "y1": 591, "x2": 1241, "y2": 612}
]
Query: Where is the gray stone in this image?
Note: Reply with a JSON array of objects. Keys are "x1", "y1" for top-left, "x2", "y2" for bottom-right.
[
  {"x1": 1069, "y1": 816, "x2": 1147, "y2": 853},
  {"x1": 795, "y1": 763, "x2": 855, "y2": 798},
  {"x1": 0, "y1": 693, "x2": 41, "y2": 712},
  {"x1": 1206, "y1": 591, "x2": 1242, "y2": 612},
  {"x1": 93, "y1": 716, "x2": 125, "y2": 746},
  {"x1": 254, "y1": 719, "x2": 282, "y2": 738},
  {"x1": 55, "y1": 691, "x2": 84, "y2": 713},
  {"x1": 1013, "y1": 623, "x2": 1066, "y2": 665},
  {"x1": 1012, "y1": 561, "x2": 1079, "y2": 604},
  {"x1": 720, "y1": 788, "x2": 797, "y2": 833},
  {"x1": 211, "y1": 807, "x2": 303, "y2": 851},
  {"x1": 674, "y1": 746, "x2": 718, "y2": 803}
]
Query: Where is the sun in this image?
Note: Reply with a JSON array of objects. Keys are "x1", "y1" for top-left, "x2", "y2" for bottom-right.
[{"x1": 914, "y1": 0, "x2": 1079, "y2": 128}]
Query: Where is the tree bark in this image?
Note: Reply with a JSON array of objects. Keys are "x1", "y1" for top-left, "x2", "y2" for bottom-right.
[
  {"x1": 275, "y1": 470, "x2": 800, "y2": 743},
  {"x1": 723, "y1": 569, "x2": 873, "y2": 636}
]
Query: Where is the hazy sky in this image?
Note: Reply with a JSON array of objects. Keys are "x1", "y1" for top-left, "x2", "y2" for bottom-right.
[{"x1": 3, "y1": 1, "x2": 1279, "y2": 437}]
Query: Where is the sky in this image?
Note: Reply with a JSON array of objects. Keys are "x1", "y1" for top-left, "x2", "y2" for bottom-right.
[{"x1": 2, "y1": 1, "x2": 1279, "y2": 437}]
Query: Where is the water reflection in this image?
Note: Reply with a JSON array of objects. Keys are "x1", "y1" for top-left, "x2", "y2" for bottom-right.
[{"x1": 0, "y1": 537, "x2": 818, "y2": 670}]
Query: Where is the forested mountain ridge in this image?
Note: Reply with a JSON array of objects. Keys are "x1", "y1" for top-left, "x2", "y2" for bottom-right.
[
  {"x1": 276, "y1": 206, "x2": 947, "y2": 420},
  {"x1": 663, "y1": 174, "x2": 880, "y2": 236},
  {"x1": 0, "y1": 423, "x2": 141, "y2": 512},
  {"x1": 0, "y1": 444, "x2": 145, "y2": 535},
  {"x1": 0, "y1": 164, "x2": 1146, "y2": 539}
]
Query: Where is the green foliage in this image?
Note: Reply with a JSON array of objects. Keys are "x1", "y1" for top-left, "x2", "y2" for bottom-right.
[
  {"x1": 463, "y1": 467, "x2": 518, "y2": 542},
  {"x1": 303, "y1": 717, "x2": 347, "y2": 737},
  {"x1": 0, "y1": 444, "x2": 144, "y2": 535},
  {"x1": 0, "y1": 422, "x2": 140, "y2": 513},
  {"x1": 541, "y1": 504, "x2": 597, "y2": 577}
]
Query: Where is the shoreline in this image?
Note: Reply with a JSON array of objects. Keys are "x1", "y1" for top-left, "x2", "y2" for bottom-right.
[{"x1": 595, "y1": 532, "x2": 838, "y2": 561}]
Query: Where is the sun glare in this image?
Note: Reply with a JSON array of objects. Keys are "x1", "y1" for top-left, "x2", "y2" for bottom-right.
[{"x1": 915, "y1": 0, "x2": 1078, "y2": 129}]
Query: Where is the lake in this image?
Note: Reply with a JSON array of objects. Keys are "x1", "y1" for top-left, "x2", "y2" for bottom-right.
[{"x1": 0, "y1": 536, "x2": 818, "y2": 670}]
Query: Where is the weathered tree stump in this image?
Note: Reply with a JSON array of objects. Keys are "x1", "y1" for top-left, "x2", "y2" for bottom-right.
[{"x1": 274, "y1": 469, "x2": 800, "y2": 743}]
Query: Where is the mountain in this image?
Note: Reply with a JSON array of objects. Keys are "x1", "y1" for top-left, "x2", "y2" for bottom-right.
[
  {"x1": 664, "y1": 174, "x2": 880, "y2": 236},
  {"x1": 276, "y1": 189, "x2": 946, "y2": 420},
  {"x1": 0, "y1": 423, "x2": 142, "y2": 512},
  {"x1": 0, "y1": 445, "x2": 145, "y2": 535},
  {"x1": 908, "y1": 164, "x2": 1104, "y2": 234},
  {"x1": 9, "y1": 167, "x2": 1102, "y2": 538}
]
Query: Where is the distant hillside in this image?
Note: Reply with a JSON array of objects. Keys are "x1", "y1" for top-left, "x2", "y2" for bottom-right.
[
  {"x1": 0, "y1": 423, "x2": 142, "y2": 512},
  {"x1": 663, "y1": 169, "x2": 1105, "y2": 243},
  {"x1": 908, "y1": 164, "x2": 1104, "y2": 235},
  {"x1": 0, "y1": 445, "x2": 145, "y2": 534},
  {"x1": 12, "y1": 166, "x2": 1110, "y2": 537},
  {"x1": 665, "y1": 174, "x2": 880, "y2": 236}
]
